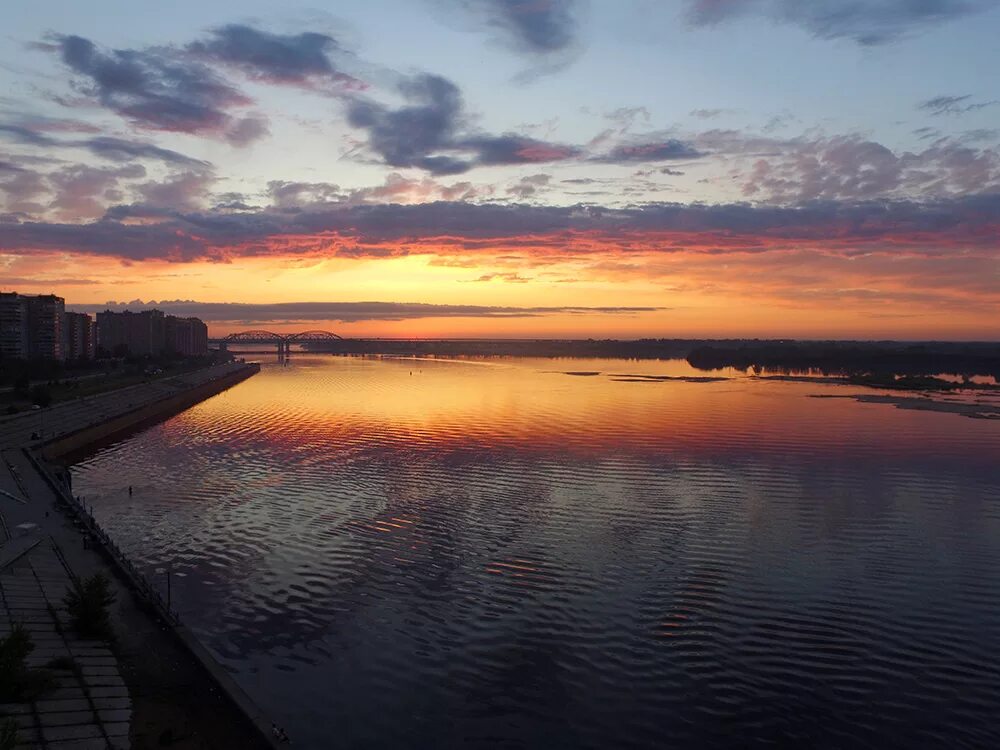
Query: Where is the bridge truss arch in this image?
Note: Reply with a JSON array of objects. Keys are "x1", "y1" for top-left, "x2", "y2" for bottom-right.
[
  {"x1": 222, "y1": 330, "x2": 287, "y2": 343},
  {"x1": 286, "y1": 330, "x2": 344, "y2": 342},
  {"x1": 216, "y1": 329, "x2": 346, "y2": 355}
]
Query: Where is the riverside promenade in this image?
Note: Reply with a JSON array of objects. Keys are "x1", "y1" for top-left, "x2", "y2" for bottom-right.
[
  {"x1": 0, "y1": 363, "x2": 257, "y2": 453},
  {"x1": 1, "y1": 453, "x2": 132, "y2": 749},
  {"x1": 0, "y1": 362, "x2": 273, "y2": 749}
]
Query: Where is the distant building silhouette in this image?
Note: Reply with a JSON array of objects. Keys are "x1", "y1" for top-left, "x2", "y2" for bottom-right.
[
  {"x1": 27, "y1": 294, "x2": 64, "y2": 359},
  {"x1": 97, "y1": 309, "x2": 165, "y2": 356},
  {"x1": 0, "y1": 292, "x2": 66, "y2": 359},
  {"x1": 0, "y1": 292, "x2": 30, "y2": 359},
  {"x1": 97, "y1": 308, "x2": 208, "y2": 356},
  {"x1": 165, "y1": 315, "x2": 209, "y2": 357},
  {"x1": 63, "y1": 311, "x2": 97, "y2": 360},
  {"x1": 0, "y1": 293, "x2": 206, "y2": 360}
]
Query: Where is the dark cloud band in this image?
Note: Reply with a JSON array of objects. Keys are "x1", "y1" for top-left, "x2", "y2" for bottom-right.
[
  {"x1": 66, "y1": 299, "x2": 662, "y2": 323},
  {"x1": 3, "y1": 194, "x2": 999, "y2": 262},
  {"x1": 50, "y1": 34, "x2": 265, "y2": 145},
  {"x1": 687, "y1": 0, "x2": 985, "y2": 45}
]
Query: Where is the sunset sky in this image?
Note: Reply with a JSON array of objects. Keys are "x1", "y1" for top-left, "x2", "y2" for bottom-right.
[{"x1": 1, "y1": 0, "x2": 999, "y2": 338}]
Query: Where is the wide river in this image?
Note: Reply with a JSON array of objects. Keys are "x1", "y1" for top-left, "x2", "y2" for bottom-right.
[{"x1": 72, "y1": 355, "x2": 1000, "y2": 749}]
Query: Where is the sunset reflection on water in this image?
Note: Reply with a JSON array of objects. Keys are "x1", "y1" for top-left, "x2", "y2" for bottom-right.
[{"x1": 73, "y1": 356, "x2": 1000, "y2": 749}]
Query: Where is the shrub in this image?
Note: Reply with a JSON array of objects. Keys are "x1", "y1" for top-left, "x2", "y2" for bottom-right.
[
  {"x1": 0, "y1": 625, "x2": 33, "y2": 701},
  {"x1": 0, "y1": 718, "x2": 18, "y2": 750},
  {"x1": 64, "y1": 574, "x2": 117, "y2": 640},
  {"x1": 45, "y1": 656, "x2": 78, "y2": 672},
  {"x1": 0, "y1": 625, "x2": 53, "y2": 702}
]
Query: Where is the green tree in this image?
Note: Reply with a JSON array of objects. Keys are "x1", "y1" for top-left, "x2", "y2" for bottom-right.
[
  {"x1": 64, "y1": 574, "x2": 117, "y2": 640},
  {"x1": 0, "y1": 624, "x2": 52, "y2": 702},
  {"x1": 0, "y1": 625, "x2": 33, "y2": 701}
]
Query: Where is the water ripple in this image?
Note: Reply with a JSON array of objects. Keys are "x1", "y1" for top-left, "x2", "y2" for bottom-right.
[{"x1": 71, "y1": 356, "x2": 1000, "y2": 749}]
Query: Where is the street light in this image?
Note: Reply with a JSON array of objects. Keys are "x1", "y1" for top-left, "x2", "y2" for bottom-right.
[{"x1": 154, "y1": 566, "x2": 186, "y2": 613}]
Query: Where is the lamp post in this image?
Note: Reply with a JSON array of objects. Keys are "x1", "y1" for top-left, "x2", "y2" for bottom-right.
[{"x1": 155, "y1": 566, "x2": 186, "y2": 616}]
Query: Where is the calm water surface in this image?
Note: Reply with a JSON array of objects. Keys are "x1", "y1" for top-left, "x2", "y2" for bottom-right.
[{"x1": 72, "y1": 356, "x2": 1000, "y2": 749}]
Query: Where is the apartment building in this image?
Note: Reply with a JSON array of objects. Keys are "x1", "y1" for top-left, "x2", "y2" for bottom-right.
[
  {"x1": 97, "y1": 309, "x2": 208, "y2": 356},
  {"x1": 63, "y1": 311, "x2": 97, "y2": 360},
  {"x1": 0, "y1": 292, "x2": 65, "y2": 360}
]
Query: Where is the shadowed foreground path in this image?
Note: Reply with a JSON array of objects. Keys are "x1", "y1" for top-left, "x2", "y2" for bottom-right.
[
  {"x1": 0, "y1": 362, "x2": 271, "y2": 749},
  {"x1": 1, "y1": 452, "x2": 130, "y2": 749},
  {"x1": 1, "y1": 547, "x2": 130, "y2": 749}
]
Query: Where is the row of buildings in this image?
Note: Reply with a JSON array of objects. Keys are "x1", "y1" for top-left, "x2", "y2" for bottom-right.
[
  {"x1": 0, "y1": 292, "x2": 208, "y2": 360},
  {"x1": 96, "y1": 308, "x2": 208, "y2": 358}
]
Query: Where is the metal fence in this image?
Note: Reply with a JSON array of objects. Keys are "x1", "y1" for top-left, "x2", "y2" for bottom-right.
[{"x1": 24, "y1": 448, "x2": 181, "y2": 625}]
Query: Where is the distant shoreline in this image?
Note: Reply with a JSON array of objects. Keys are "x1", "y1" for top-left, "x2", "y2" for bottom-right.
[{"x1": 265, "y1": 338, "x2": 1000, "y2": 380}]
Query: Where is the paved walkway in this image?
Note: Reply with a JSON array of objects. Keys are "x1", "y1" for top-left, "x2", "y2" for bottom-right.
[
  {"x1": 0, "y1": 547, "x2": 131, "y2": 749},
  {"x1": 0, "y1": 364, "x2": 275, "y2": 749},
  {"x1": 1, "y1": 449, "x2": 132, "y2": 749},
  {"x1": 0, "y1": 363, "x2": 252, "y2": 450}
]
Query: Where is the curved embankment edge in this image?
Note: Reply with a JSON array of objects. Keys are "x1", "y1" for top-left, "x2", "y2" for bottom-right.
[
  {"x1": 40, "y1": 363, "x2": 259, "y2": 461},
  {"x1": 28, "y1": 362, "x2": 287, "y2": 749}
]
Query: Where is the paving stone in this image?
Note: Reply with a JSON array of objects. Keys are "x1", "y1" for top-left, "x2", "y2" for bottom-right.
[
  {"x1": 25, "y1": 657, "x2": 66, "y2": 669},
  {"x1": 38, "y1": 710, "x2": 95, "y2": 728},
  {"x1": 81, "y1": 665, "x2": 120, "y2": 677},
  {"x1": 50, "y1": 677, "x2": 82, "y2": 689},
  {"x1": 97, "y1": 708, "x2": 131, "y2": 724},
  {"x1": 45, "y1": 738, "x2": 109, "y2": 749},
  {"x1": 11, "y1": 713, "x2": 36, "y2": 729},
  {"x1": 10, "y1": 723, "x2": 40, "y2": 740},
  {"x1": 87, "y1": 686, "x2": 128, "y2": 699},
  {"x1": 84, "y1": 675, "x2": 125, "y2": 688},
  {"x1": 35, "y1": 698, "x2": 89, "y2": 713},
  {"x1": 91, "y1": 696, "x2": 130, "y2": 711},
  {"x1": 42, "y1": 687, "x2": 87, "y2": 701},
  {"x1": 0, "y1": 702, "x2": 32, "y2": 715},
  {"x1": 73, "y1": 657, "x2": 116, "y2": 667},
  {"x1": 26, "y1": 637, "x2": 64, "y2": 647},
  {"x1": 42, "y1": 723, "x2": 104, "y2": 741},
  {"x1": 103, "y1": 721, "x2": 129, "y2": 737}
]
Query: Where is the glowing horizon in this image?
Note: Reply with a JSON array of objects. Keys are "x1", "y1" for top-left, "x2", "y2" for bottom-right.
[{"x1": 2, "y1": 2, "x2": 998, "y2": 340}]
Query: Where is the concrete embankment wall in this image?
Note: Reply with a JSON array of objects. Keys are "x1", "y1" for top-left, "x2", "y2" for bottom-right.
[
  {"x1": 24, "y1": 361, "x2": 284, "y2": 748},
  {"x1": 25, "y1": 450, "x2": 282, "y2": 749},
  {"x1": 40, "y1": 363, "x2": 259, "y2": 461}
]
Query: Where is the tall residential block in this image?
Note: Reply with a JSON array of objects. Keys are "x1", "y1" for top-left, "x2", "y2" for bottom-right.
[
  {"x1": 96, "y1": 309, "x2": 165, "y2": 356},
  {"x1": 0, "y1": 292, "x2": 64, "y2": 360},
  {"x1": 165, "y1": 316, "x2": 209, "y2": 356},
  {"x1": 0, "y1": 292, "x2": 29, "y2": 359},
  {"x1": 27, "y1": 295, "x2": 65, "y2": 359},
  {"x1": 63, "y1": 311, "x2": 97, "y2": 360},
  {"x1": 97, "y1": 309, "x2": 207, "y2": 356}
]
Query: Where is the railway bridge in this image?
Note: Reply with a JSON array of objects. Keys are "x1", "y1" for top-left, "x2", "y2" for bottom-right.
[{"x1": 209, "y1": 330, "x2": 344, "y2": 357}]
